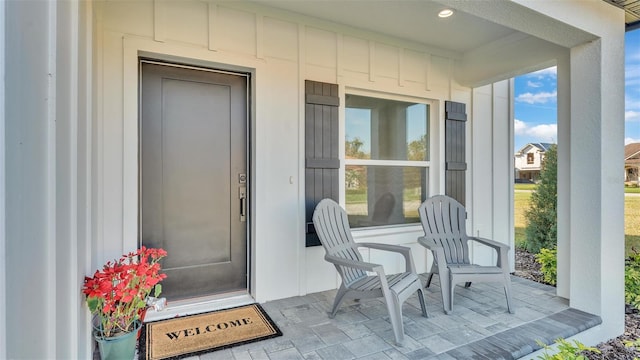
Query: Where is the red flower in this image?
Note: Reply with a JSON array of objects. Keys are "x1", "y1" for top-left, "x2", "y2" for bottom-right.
[{"x1": 82, "y1": 247, "x2": 167, "y2": 337}]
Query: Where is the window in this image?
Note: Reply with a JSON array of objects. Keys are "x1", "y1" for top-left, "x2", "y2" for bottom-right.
[
  {"x1": 345, "y1": 94, "x2": 429, "y2": 228},
  {"x1": 527, "y1": 153, "x2": 534, "y2": 164}
]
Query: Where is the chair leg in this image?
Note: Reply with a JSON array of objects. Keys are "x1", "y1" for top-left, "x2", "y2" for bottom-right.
[
  {"x1": 449, "y1": 275, "x2": 456, "y2": 314},
  {"x1": 385, "y1": 293, "x2": 404, "y2": 345},
  {"x1": 330, "y1": 285, "x2": 349, "y2": 318},
  {"x1": 426, "y1": 261, "x2": 438, "y2": 288},
  {"x1": 416, "y1": 287, "x2": 429, "y2": 318},
  {"x1": 426, "y1": 273, "x2": 434, "y2": 288},
  {"x1": 464, "y1": 282, "x2": 472, "y2": 288},
  {"x1": 438, "y1": 270, "x2": 452, "y2": 315},
  {"x1": 503, "y1": 273, "x2": 515, "y2": 314}
]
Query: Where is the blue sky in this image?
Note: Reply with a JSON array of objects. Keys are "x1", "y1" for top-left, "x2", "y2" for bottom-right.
[
  {"x1": 514, "y1": 29, "x2": 640, "y2": 151},
  {"x1": 513, "y1": 66, "x2": 558, "y2": 151},
  {"x1": 626, "y1": 29, "x2": 640, "y2": 145}
]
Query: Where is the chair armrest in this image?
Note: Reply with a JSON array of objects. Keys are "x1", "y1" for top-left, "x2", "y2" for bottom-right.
[
  {"x1": 468, "y1": 236, "x2": 510, "y2": 268},
  {"x1": 418, "y1": 237, "x2": 447, "y2": 265},
  {"x1": 358, "y1": 242, "x2": 411, "y2": 255},
  {"x1": 324, "y1": 254, "x2": 384, "y2": 274},
  {"x1": 468, "y1": 236, "x2": 510, "y2": 252},
  {"x1": 357, "y1": 242, "x2": 415, "y2": 273},
  {"x1": 417, "y1": 237, "x2": 443, "y2": 252}
]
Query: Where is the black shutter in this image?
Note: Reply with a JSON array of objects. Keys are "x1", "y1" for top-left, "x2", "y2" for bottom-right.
[
  {"x1": 305, "y1": 80, "x2": 340, "y2": 247},
  {"x1": 445, "y1": 101, "x2": 467, "y2": 206}
]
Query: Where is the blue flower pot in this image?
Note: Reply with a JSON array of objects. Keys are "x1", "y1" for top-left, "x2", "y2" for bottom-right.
[{"x1": 94, "y1": 321, "x2": 141, "y2": 360}]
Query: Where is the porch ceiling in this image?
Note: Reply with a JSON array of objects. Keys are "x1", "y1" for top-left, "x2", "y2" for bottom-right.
[
  {"x1": 603, "y1": 0, "x2": 640, "y2": 30},
  {"x1": 255, "y1": 1, "x2": 630, "y2": 55},
  {"x1": 253, "y1": 0, "x2": 621, "y2": 86},
  {"x1": 254, "y1": 0, "x2": 518, "y2": 54}
]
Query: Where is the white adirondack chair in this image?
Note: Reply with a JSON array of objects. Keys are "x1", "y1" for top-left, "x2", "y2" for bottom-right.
[
  {"x1": 418, "y1": 195, "x2": 515, "y2": 315},
  {"x1": 312, "y1": 199, "x2": 428, "y2": 345}
]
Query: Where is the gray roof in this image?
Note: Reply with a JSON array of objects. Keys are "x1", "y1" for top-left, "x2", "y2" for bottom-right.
[
  {"x1": 532, "y1": 143, "x2": 554, "y2": 152},
  {"x1": 516, "y1": 142, "x2": 555, "y2": 155}
]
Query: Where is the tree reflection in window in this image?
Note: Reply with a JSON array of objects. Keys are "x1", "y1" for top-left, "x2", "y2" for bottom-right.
[{"x1": 344, "y1": 94, "x2": 430, "y2": 228}]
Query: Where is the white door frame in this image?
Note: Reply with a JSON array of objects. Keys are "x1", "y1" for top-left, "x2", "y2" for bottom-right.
[{"x1": 118, "y1": 37, "x2": 260, "y2": 318}]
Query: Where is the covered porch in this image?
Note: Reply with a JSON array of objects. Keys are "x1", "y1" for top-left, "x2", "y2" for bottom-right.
[
  {"x1": 212, "y1": 275, "x2": 599, "y2": 360},
  {"x1": 1, "y1": 0, "x2": 625, "y2": 358}
]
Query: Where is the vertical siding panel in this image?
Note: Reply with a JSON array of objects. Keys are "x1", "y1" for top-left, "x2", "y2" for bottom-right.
[
  {"x1": 255, "y1": 14, "x2": 263, "y2": 59},
  {"x1": 153, "y1": 0, "x2": 165, "y2": 42},
  {"x1": 207, "y1": 2, "x2": 217, "y2": 51}
]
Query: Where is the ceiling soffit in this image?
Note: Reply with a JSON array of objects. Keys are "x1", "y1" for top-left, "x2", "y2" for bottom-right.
[
  {"x1": 603, "y1": 0, "x2": 640, "y2": 30},
  {"x1": 247, "y1": 1, "x2": 620, "y2": 86}
]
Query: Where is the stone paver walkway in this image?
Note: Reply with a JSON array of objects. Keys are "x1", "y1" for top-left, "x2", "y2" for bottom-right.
[{"x1": 154, "y1": 275, "x2": 601, "y2": 360}]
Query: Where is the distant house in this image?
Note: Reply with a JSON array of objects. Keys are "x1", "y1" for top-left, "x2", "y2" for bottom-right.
[
  {"x1": 514, "y1": 143, "x2": 555, "y2": 182},
  {"x1": 625, "y1": 143, "x2": 640, "y2": 183}
]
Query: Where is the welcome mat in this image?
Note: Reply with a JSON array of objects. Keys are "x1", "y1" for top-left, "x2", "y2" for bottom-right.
[{"x1": 139, "y1": 303, "x2": 282, "y2": 360}]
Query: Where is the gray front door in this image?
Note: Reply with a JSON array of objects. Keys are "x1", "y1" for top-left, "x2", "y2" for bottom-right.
[{"x1": 140, "y1": 61, "x2": 248, "y2": 301}]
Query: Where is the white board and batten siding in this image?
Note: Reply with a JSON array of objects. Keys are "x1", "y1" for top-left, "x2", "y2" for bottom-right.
[{"x1": 96, "y1": 0, "x2": 510, "y2": 302}]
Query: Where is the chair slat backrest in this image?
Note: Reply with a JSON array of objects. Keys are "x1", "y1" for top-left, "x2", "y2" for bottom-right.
[
  {"x1": 313, "y1": 199, "x2": 367, "y2": 286},
  {"x1": 418, "y1": 195, "x2": 471, "y2": 265}
]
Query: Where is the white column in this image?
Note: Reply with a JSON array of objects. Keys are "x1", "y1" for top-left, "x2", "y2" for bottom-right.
[
  {"x1": 568, "y1": 35, "x2": 625, "y2": 339},
  {"x1": 491, "y1": 80, "x2": 515, "y2": 272},
  {"x1": 556, "y1": 53, "x2": 570, "y2": 299},
  {"x1": 471, "y1": 81, "x2": 514, "y2": 269},
  {"x1": 6, "y1": 0, "x2": 57, "y2": 356},
  {"x1": 5, "y1": 0, "x2": 92, "y2": 357},
  {"x1": 0, "y1": 0, "x2": 6, "y2": 357},
  {"x1": 471, "y1": 84, "x2": 495, "y2": 263}
]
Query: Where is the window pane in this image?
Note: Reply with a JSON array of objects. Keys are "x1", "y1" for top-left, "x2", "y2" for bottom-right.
[
  {"x1": 407, "y1": 104, "x2": 428, "y2": 161},
  {"x1": 345, "y1": 165, "x2": 428, "y2": 228},
  {"x1": 345, "y1": 108, "x2": 371, "y2": 159},
  {"x1": 346, "y1": 95, "x2": 428, "y2": 161}
]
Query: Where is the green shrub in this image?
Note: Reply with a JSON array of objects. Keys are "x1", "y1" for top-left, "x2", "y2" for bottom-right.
[
  {"x1": 623, "y1": 338, "x2": 640, "y2": 349},
  {"x1": 525, "y1": 145, "x2": 557, "y2": 253},
  {"x1": 537, "y1": 338, "x2": 600, "y2": 360},
  {"x1": 626, "y1": 249, "x2": 640, "y2": 310},
  {"x1": 536, "y1": 247, "x2": 557, "y2": 286}
]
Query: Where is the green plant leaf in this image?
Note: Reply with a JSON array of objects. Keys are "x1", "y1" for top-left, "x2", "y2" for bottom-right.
[{"x1": 87, "y1": 297, "x2": 100, "y2": 313}]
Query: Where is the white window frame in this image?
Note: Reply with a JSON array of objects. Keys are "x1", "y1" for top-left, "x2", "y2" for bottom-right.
[{"x1": 342, "y1": 88, "x2": 436, "y2": 229}]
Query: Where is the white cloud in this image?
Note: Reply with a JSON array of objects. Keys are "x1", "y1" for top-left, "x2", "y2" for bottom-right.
[
  {"x1": 527, "y1": 66, "x2": 557, "y2": 79},
  {"x1": 626, "y1": 65, "x2": 640, "y2": 87},
  {"x1": 626, "y1": 137, "x2": 640, "y2": 145},
  {"x1": 626, "y1": 110, "x2": 640, "y2": 122},
  {"x1": 627, "y1": 46, "x2": 640, "y2": 62},
  {"x1": 514, "y1": 119, "x2": 557, "y2": 143},
  {"x1": 514, "y1": 119, "x2": 527, "y2": 135},
  {"x1": 515, "y1": 90, "x2": 557, "y2": 104},
  {"x1": 528, "y1": 124, "x2": 557, "y2": 141},
  {"x1": 627, "y1": 95, "x2": 640, "y2": 110},
  {"x1": 527, "y1": 81, "x2": 543, "y2": 88}
]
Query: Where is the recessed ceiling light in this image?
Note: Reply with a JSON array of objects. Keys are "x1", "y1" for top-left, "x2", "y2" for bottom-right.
[{"x1": 438, "y1": 9, "x2": 454, "y2": 18}]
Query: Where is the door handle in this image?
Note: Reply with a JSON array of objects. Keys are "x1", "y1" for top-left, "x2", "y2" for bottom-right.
[{"x1": 239, "y1": 187, "x2": 247, "y2": 222}]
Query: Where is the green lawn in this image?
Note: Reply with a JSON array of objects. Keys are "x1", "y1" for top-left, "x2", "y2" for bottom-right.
[
  {"x1": 515, "y1": 191, "x2": 640, "y2": 256},
  {"x1": 625, "y1": 195, "x2": 640, "y2": 255},
  {"x1": 514, "y1": 183, "x2": 537, "y2": 191},
  {"x1": 513, "y1": 191, "x2": 530, "y2": 250},
  {"x1": 518, "y1": 183, "x2": 640, "y2": 194}
]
